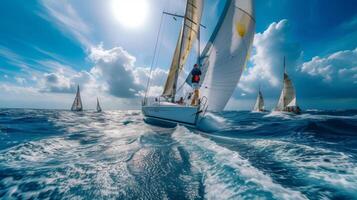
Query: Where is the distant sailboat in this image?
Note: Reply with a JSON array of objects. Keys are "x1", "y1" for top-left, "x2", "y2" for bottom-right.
[
  {"x1": 253, "y1": 87, "x2": 266, "y2": 112},
  {"x1": 96, "y1": 98, "x2": 102, "y2": 112},
  {"x1": 71, "y1": 85, "x2": 83, "y2": 111},
  {"x1": 275, "y1": 57, "x2": 301, "y2": 114}
]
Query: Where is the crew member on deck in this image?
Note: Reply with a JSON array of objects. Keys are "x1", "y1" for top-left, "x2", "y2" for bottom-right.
[{"x1": 190, "y1": 64, "x2": 201, "y2": 106}]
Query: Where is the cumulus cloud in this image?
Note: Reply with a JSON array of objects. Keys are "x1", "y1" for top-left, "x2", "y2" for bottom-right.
[
  {"x1": 33, "y1": 44, "x2": 167, "y2": 99},
  {"x1": 88, "y1": 45, "x2": 170, "y2": 98},
  {"x1": 233, "y1": 19, "x2": 356, "y2": 106},
  {"x1": 35, "y1": 60, "x2": 92, "y2": 93},
  {"x1": 301, "y1": 48, "x2": 357, "y2": 83},
  {"x1": 89, "y1": 45, "x2": 145, "y2": 98},
  {"x1": 133, "y1": 67, "x2": 168, "y2": 97},
  {"x1": 238, "y1": 19, "x2": 303, "y2": 94},
  {"x1": 15, "y1": 77, "x2": 27, "y2": 85}
]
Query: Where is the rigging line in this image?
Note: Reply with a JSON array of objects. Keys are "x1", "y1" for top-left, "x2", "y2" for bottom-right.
[
  {"x1": 176, "y1": 78, "x2": 187, "y2": 93},
  {"x1": 144, "y1": 12, "x2": 165, "y2": 100},
  {"x1": 154, "y1": 15, "x2": 167, "y2": 70}
]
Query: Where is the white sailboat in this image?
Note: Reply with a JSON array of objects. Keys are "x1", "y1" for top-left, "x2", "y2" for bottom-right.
[
  {"x1": 253, "y1": 87, "x2": 266, "y2": 112},
  {"x1": 96, "y1": 98, "x2": 102, "y2": 112},
  {"x1": 142, "y1": 0, "x2": 255, "y2": 127},
  {"x1": 275, "y1": 57, "x2": 301, "y2": 114},
  {"x1": 71, "y1": 85, "x2": 83, "y2": 111}
]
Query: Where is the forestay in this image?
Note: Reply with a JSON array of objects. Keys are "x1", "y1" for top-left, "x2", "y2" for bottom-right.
[
  {"x1": 162, "y1": 0, "x2": 203, "y2": 97},
  {"x1": 190, "y1": 0, "x2": 255, "y2": 111}
]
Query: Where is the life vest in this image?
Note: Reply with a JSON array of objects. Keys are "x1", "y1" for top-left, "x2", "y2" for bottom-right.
[{"x1": 193, "y1": 75, "x2": 200, "y2": 83}]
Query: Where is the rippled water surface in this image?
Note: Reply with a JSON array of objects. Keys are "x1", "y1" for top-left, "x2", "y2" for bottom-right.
[{"x1": 0, "y1": 109, "x2": 356, "y2": 199}]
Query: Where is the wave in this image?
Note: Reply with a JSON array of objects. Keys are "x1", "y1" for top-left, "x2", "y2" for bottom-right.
[
  {"x1": 297, "y1": 113, "x2": 357, "y2": 120},
  {"x1": 197, "y1": 112, "x2": 229, "y2": 132},
  {"x1": 172, "y1": 126, "x2": 307, "y2": 200},
  {"x1": 263, "y1": 111, "x2": 295, "y2": 120},
  {"x1": 0, "y1": 138, "x2": 78, "y2": 166},
  {"x1": 247, "y1": 139, "x2": 357, "y2": 196}
]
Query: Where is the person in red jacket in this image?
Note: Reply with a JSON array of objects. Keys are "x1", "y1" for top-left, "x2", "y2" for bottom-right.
[{"x1": 190, "y1": 64, "x2": 201, "y2": 106}]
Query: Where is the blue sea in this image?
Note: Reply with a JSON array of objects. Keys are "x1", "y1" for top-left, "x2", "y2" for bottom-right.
[{"x1": 0, "y1": 108, "x2": 356, "y2": 199}]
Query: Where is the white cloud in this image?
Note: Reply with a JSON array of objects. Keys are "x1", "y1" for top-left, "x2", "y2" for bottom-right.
[
  {"x1": 238, "y1": 19, "x2": 303, "y2": 94},
  {"x1": 15, "y1": 77, "x2": 27, "y2": 85},
  {"x1": 89, "y1": 45, "x2": 144, "y2": 98},
  {"x1": 28, "y1": 44, "x2": 167, "y2": 100},
  {"x1": 301, "y1": 48, "x2": 357, "y2": 82}
]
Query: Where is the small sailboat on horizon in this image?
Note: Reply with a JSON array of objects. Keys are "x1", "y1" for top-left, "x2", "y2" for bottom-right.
[
  {"x1": 71, "y1": 85, "x2": 83, "y2": 112},
  {"x1": 96, "y1": 98, "x2": 102, "y2": 112},
  {"x1": 275, "y1": 57, "x2": 301, "y2": 114},
  {"x1": 252, "y1": 86, "x2": 266, "y2": 112}
]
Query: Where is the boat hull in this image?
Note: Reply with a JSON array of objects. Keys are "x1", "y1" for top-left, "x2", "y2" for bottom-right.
[{"x1": 142, "y1": 105, "x2": 201, "y2": 127}]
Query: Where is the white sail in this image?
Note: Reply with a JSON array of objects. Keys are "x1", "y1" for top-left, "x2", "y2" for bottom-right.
[
  {"x1": 276, "y1": 73, "x2": 297, "y2": 111},
  {"x1": 162, "y1": 0, "x2": 203, "y2": 97},
  {"x1": 194, "y1": 0, "x2": 255, "y2": 111},
  {"x1": 71, "y1": 85, "x2": 83, "y2": 111},
  {"x1": 253, "y1": 90, "x2": 264, "y2": 111},
  {"x1": 96, "y1": 98, "x2": 102, "y2": 112}
]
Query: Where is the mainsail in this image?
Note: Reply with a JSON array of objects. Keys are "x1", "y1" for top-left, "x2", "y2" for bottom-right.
[
  {"x1": 253, "y1": 90, "x2": 264, "y2": 111},
  {"x1": 162, "y1": 0, "x2": 203, "y2": 98},
  {"x1": 276, "y1": 72, "x2": 297, "y2": 111},
  {"x1": 96, "y1": 98, "x2": 102, "y2": 112},
  {"x1": 71, "y1": 85, "x2": 83, "y2": 111},
  {"x1": 188, "y1": 0, "x2": 255, "y2": 111}
]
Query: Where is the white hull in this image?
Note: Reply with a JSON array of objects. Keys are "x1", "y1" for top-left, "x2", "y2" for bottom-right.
[{"x1": 142, "y1": 103, "x2": 201, "y2": 127}]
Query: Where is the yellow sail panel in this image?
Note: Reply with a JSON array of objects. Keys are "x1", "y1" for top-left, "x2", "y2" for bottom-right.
[
  {"x1": 236, "y1": 12, "x2": 252, "y2": 37},
  {"x1": 162, "y1": 0, "x2": 203, "y2": 97}
]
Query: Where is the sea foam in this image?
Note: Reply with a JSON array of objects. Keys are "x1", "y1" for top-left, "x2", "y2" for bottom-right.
[{"x1": 172, "y1": 126, "x2": 307, "y2": 200}]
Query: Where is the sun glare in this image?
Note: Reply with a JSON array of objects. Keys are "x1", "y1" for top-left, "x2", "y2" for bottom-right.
[{"x1": 111, "y1": 0, "x2": 149, "y2": 28}]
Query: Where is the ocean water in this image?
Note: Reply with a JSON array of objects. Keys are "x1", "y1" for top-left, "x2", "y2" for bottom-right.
[{"x1": 0, "y1": 109, "x2": 356, "y2": 200}]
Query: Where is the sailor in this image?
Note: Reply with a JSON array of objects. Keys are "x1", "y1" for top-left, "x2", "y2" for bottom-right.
[
  {"x1": 177, "y1": 97, "x2": 184, "y2": 105},
  {"x1": 190, "y1": 64, "x2": 201, "y2": 106}
]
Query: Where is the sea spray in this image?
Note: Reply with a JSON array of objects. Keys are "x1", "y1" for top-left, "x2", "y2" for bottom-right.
[{"x1": 197, "y1": 112, "x2": 228, "y2": 132}]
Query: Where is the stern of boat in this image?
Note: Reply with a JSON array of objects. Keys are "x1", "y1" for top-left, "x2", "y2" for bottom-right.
[{"x1": 141, "y1": 97, "x2": 208, "y2": 127}]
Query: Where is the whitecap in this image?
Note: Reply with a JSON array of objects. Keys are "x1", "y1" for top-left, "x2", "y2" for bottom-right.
[
  {"x1": 263, "y1": 111, "x2": 294, "y2": 120},
  {"x1": 197, "y1": 112, "x2": 229, "y2": 132},
  {"x1": 172, "y1": 126, "x2": 307, "y2": 200},
  {"x1": 248, "y1": 139, "x2": 357, "y2": 193}
]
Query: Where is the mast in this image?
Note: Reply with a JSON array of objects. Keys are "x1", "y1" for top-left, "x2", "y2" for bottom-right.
[
  {"x1": 283, "y1": 56, "x2": 286, "y2": 74},
  {"x1": 171, "y1": 1, "x2": 189, "y2": 102},
  {"x1": 282, "y1": 57, "x2": 285, "y2": 107}
]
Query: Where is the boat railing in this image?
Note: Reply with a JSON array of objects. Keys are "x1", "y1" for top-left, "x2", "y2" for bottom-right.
[{"x1": 199, "y1": 96, "x2": 209, "y2": 116}]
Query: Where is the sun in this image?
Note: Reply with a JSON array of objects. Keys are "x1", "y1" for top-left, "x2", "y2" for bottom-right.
[{"x1": 111, "y1": 0, "x2": 149, "y2": 29}]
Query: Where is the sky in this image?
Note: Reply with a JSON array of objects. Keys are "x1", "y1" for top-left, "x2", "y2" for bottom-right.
[{"x1": 0, "y1": 0, "x2": 356, "y2": 110}]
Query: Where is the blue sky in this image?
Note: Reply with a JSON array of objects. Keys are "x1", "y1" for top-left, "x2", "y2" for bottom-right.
[{"x1": 0, "y1": 0, "x2": 356, "y2": 110}]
